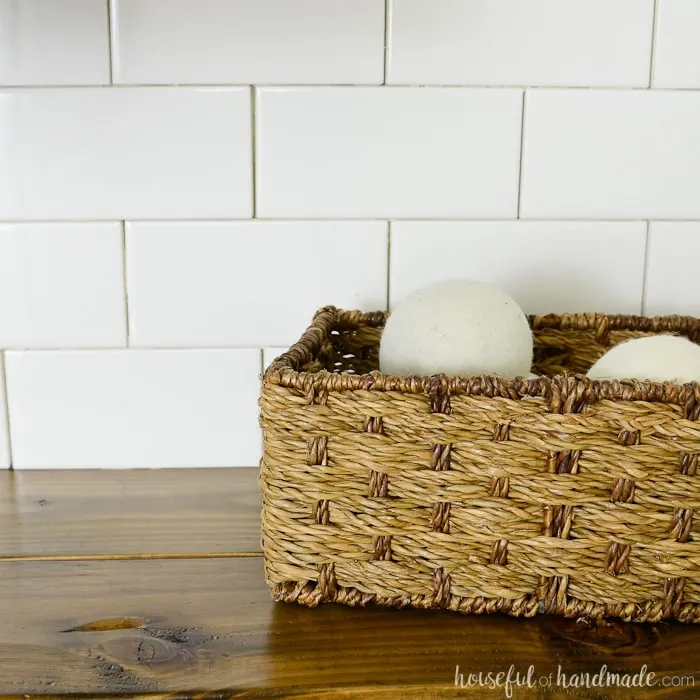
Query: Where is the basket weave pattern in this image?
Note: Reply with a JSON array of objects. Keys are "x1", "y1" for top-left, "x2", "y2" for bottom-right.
[{"x1": 260, "y1": 307, "x2": 700, "y2": 623}]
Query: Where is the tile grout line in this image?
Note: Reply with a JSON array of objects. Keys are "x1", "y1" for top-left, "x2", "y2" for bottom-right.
[
  {"x1": 641, "y1": 221, "x2": 651, "y2": 315},
  {"x1": 516, "y1": 90, "x2": 527, "y2": 219},
  {"x1": 0, "y1": 552, "x2": 264, "y2": 563},
  {"x1": 250, "y1": 85, "x2": 257, "y2": 218},
  {"x1": 106, "y1": 0, "x2": 115, "y2": 85},
  {"x1": 386, "y1": 222, "x2": 391, "y2": 311},
  {"x1": 382, "y1": 0, "x2": 390, "y2": 84},
  {"x1": 259, "y1": 348, "x2": 264, "y2": 460},
  {"x1": 0, "y1": 346, "x2": 280, "y2": 353},
  {"x1": 0, "y1": 352, "x2": 13, "y2": 470},
  {"x1": 0, "y1": 217, "x2": 697, "y2": 224},
  {"x1": 648, "y1": 0, "x2": 660, "y2": 88},
  {"x1": 121, "y1": 221, "x2": 130, "y2": 346},
  {"x1": 7, "y1": 84, "x2": 700, "y2": 91}
]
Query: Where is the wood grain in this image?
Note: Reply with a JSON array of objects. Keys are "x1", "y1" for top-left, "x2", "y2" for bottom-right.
[
  {"x1": 0, "y1": 468, "x2": 261, "y2": 558},
  {"x1": 1, "y1": 468, "x2": 699, "y2": 698},
  {"x1": 1, "y1": 557, "x2": 699, "y2": 698}
]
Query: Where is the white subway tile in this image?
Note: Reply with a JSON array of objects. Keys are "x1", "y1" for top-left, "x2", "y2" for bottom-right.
[
  {"x1": 521, "y1": 90, "x2": 700, "y2": 220},
  {"x1": 256, "y1": 88, "x2": 522, "y2": 219},
  {"x1": 0, "y1": 87, "x2": 252, "y2": 220},
  {"x1": 0, "y1": 355, "x2": 9, "y2": 468},
  {"x1": 653, "y1": 0, "x2": 700, "y2": 88},
  {"x1": 126, "y1": 221, "x2": 387, "y2": 347},
  {"x1": 0, "y1": 0, "x2": 109, "y2": 85},
  {"x1": 388, "y1": 0, "x2": 654, "y2": 87},
  {"x1": 390, "y1": 221, "x2": 646, "y2": 314},
  {"x1": 646, "y1": 222, "x2": 700, "y2": 316},
  {"x1": 112, "y1": 0, "x2": 384, "y2": 85},
  {"x1": 5, "y1": 349, "x2": 261, "y2": 468},
  {"x1": 0, "y1": 223, "x2": 125, "y2": 348}
]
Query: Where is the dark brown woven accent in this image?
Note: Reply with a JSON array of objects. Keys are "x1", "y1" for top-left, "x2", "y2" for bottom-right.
[
  {"x1": 433, "y1": 567, "x2": 451, "y2": 608},
  {"x1": 539, "y1": 378, "x2": 583, "y2": 615},
  {"x1": 430, "y1": 501, "x2": 451, "y2": 533},
  {"x1": 670, "y1": 508, "x2": 694, "y2": 542},
  {"x1": 489, "y1": 477, "x2": 509, "y2": 498},
  {"x1": 363, "y1": 415, "x2": 384, "y2": 434},
  {"x1": 366, "y1": 416, "x2": 388, "y2": 499},
  {"x1": 312, "y1": 499, "x2": 330, "y2": 526},
  {"x1": 606, "y1": 542, "x2": 631, "y2": 576},
  {"x1": 665, "y1": 405, "x2": 700, "y2": 619},
  {"x1": 308, "y1": 436, "x2": 329, "y2": 526},
  {"x1": 260, "y1": 306, "x2": 700, "y2": 623},
  {"x1": 490, "y1": 422, "x2": 511, "y2": 565},
  {"x1": 611, "y1": 479, "x2": 636, "y2": 503},
  {"x1": 431, "y1": 443, "x2": 452, "y2": 472},
  {"x1": 428, "y1": 379, "x2": 453, "y2": 608},
  {"x1": 664, "y1": 578, "x2": 686, "y2": 617},
  {"x1": 680, "y1": 452, "x2": 698, "y2": 476},
  {"x1": 305, "y1": 384, "x2": 335, "y2": 601},
  {"x1": 490, "y1": 539, "x2": 509, "y2": 566},
  {"x1": 368, "y1": 471, "x2": 388, "y2": 499},
  {"x1": 307, "y1": 436, "x2": 327, "y2": 467},
  {"x1": 373, "y1": 535, "x2": 392, "y2": 561},
  {"x1": 317, "y1": 563, "x2": 336, "y2": 599},
  {"x1": 612, "y1": 429, "x2": 638, "y2": 505},
  {"x1": 365, "y1": 414, "x2": 391, "y2": 559},
  {"x1": 493, "y1": 422, "x2": 511, "y2": 441}
]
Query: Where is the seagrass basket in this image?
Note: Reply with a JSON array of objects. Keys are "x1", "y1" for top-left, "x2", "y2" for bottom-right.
[{"x1": 259, "y1": 306, "x2": 700, "y2": 623}]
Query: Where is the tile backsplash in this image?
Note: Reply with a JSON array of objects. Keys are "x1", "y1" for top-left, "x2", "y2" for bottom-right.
[
  {"x1": 520, "y1": 89, "x2": 700, "y2": 219},
  {"x1": 6, "y1": 349, "x2": 261, "y2": 468},
  {"x1": 1, "y1": 0, "x2": 699, "y2": 468},
  {"x1": 0, "y1": 222, "x2": 125, "y2": 348},
  {"x1": 256, "y1": 86, "x2": 523, "y2": 218},
  {"x1": 125, "y1": 220, "x2": 388, "y2": 347},
  {"x1": 0, "y1": 87, "x2": 253, "y2": 219},
  {"x1": 389, "y1": 221, "x2": 647, "y2": 314},
  {"x1": 386, "y1": 0, "x2": 655, "y2": 87}
]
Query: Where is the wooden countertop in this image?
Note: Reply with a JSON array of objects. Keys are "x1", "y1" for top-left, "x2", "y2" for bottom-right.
[{"x1": 1, "y1": 468, "x2": 698, "y2": 699}]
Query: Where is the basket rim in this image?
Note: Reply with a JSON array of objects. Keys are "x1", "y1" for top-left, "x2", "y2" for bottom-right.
[{"x1": 263, "y1": 306, "x2": 700, "y2": 410}]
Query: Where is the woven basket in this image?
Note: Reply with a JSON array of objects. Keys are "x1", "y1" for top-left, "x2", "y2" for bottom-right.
[{"x1": 259, "y1": 306, "x2": 700, "y2": 623}]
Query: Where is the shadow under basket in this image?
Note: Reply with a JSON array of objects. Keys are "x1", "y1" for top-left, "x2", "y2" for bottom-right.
[{"x1": 259, "y1": 306, "x2": 700, "y2": 623}]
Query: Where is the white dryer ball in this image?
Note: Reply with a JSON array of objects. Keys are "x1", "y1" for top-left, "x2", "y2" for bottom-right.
[
  {"x1": 587, "y1": 335, "x2": 700, "y2": 383},
  {"x1": 379, "y1": 279, "x2": 533, "y2": 378}
]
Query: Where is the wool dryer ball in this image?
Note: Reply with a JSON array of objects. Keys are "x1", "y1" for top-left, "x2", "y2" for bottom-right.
[
  {"x1": 587, "y1": 335, "x2": 700, "y2": 384},
  {"x1": 379, "y1": 279, "x2": 533, "y2": 378}
]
